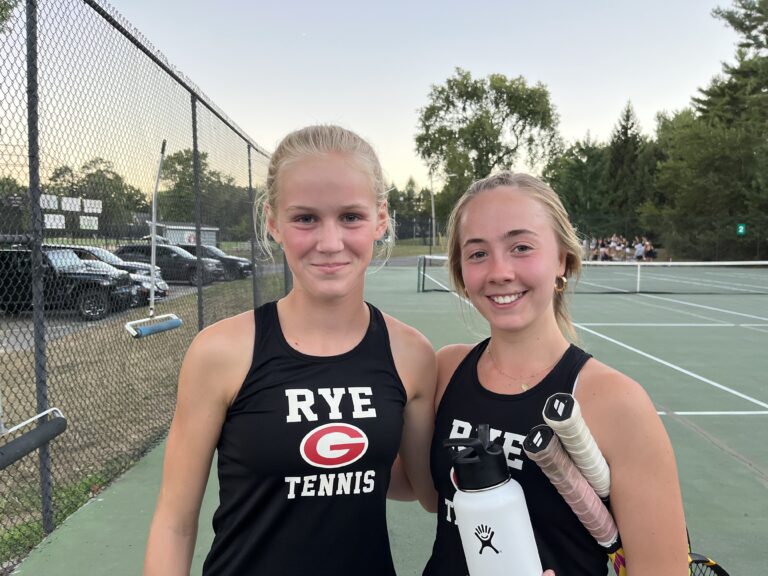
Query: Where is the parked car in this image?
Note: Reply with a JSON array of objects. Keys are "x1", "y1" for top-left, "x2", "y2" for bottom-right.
[
  {"x1": 48, "y1": 244, "x2": 168, "y2": 307},
  {"x1": 49, "y1": 244, "x2": 161, "y2": 277},
  {"x1": 113, "y1": 243, "x2": 223, "y2": 285},
  {"x1": 177, "y1": 243, "x2": 253, "y2": 281},
  {"x1": 0, "y1": 248, "x2": 135, "y2": 320},
  {"x1": 78, "y1": 259, "x2": 168, "y2": 307}
]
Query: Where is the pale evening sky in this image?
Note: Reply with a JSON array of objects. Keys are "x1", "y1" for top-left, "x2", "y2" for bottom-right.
[{"x1": 108, "y1": 0, "x2": 738, "y2": 189}]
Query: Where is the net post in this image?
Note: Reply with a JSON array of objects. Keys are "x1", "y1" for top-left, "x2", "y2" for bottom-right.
[
  {"x1": 417, "y1": 255, "x2": 424, "y2": 293},
  {"x1": 636, "y1": 261, "x2": 641, "y2": 293}
]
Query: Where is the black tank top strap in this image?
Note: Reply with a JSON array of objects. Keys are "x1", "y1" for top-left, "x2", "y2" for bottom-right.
[{"x1": 253, "y1": 299, "x2": 276, "y2": 355}]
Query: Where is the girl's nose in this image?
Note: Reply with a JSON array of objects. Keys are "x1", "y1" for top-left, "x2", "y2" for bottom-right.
[
  {"x1": 487, "y1": 254, "x2": 514, "y2": 284},
  {"x1": 316, "y1": 222, "x2": 344, "y2": 253}
]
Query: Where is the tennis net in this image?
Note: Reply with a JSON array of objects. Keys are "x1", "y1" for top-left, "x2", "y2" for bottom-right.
[{"x1": 416, "y1": 255, "x2": 768, "y2": 295}]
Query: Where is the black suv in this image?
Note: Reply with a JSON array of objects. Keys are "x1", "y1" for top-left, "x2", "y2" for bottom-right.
[
  {"x1": 177, "y1": 244, "x2": 253, "y2": 281},
  {"x1": 0, "y1": 248, "x2": 135, "y2": 320},
  {"x1": 48, "y1": 244, "x2": 168, "y2": 307},
  {"x1": 114, "y1": 243, "x2": 223, "y2": 285}
]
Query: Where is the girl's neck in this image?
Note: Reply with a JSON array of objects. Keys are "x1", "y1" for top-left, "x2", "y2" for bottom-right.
[
  {"x1": 277, "y1": 289, "x2": 370, "y2": 356},
  {"x1": 488, "y1": 315, "x2": 570, "y2": 375}
]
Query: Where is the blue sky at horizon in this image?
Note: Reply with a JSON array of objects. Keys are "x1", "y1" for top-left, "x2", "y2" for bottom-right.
[{"x1": 106, "y1": 0, "x2": 738, "y2": 189}]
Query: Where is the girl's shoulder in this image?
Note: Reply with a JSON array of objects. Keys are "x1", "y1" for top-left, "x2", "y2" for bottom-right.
[
  {"x1": 381, "y1": 311, "x2": 434, "y2": 358},
  {"x1": 381, "y1": 312, "x2": 436, "y2": 399},
  {"x1": 184, "y1": 309, "x2": 255, "y2": 406},
  {"x1": 434, "y1": 343, "x2": 476, "y2": 410},
  {"x1": 574, "y1": 357, "x2": 662, "y2": 457},
  {"x1": 436, "y1": 343, "x2": 475, "y2": 372},
  {"x1": 575, "y1": 358, "x2": 652, "y2": 412}
]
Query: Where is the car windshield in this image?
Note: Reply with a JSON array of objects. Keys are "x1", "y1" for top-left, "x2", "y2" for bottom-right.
[
  {"x1": 46, "y1": 249, "x2": 83, "y2": 270},
  {"x1": 89, "y1": 247, "x2": 122, "y2": 265},
  {"x1": 204, "y1": 245, "x2": 227, "y2": 257},
  {"x1": 168, "y1": 245, "x2": 195, "y2": 259}
]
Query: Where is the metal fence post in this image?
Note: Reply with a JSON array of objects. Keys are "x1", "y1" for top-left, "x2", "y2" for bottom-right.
[
  {"x1": 283, "y1": 251, "x2": 293, "y2": 295},
  {"x1": 26, "y1": 0, "x2": 55, "y2": 535},
  {"x1": 191, "y1": 94, "x2": 204, "y2": 331},
  {"x1": 247, "y1": 144, "x2": 261, "y2": 309}
]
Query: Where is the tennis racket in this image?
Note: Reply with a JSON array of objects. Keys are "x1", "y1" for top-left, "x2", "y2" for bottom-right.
[
  {"x1": 532, "y1": 392, "x2": 730, "y2": 576},
  {"x1": 542, "y1": 392, "x2": 610, "y2": 498},
  {"x1": 523, "y1": 423, "x2": 627, "y2": 576}
]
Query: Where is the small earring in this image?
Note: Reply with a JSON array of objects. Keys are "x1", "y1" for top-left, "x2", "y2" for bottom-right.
[{"x1": 554, "y1": 275, "x2": 568, "y2": 293}]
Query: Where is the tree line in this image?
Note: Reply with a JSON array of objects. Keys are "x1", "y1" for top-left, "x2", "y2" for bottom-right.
[
  {"x1": 0, "y1": 151, "x2": 255, "y2": 241},
  {"x1": 3, "y1": 0, "x2": 765, "y2": 258},
  {"x1": 412, "y1": 0, "x2": 768, "y2": 260}
]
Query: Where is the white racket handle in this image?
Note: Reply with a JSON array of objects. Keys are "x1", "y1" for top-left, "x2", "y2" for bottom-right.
[
  {"x1": 543, "y1": 392, "x2": 611, "y2": 499},
  {"x1": 524, "y1": 425, "x2": 619, "y2": 548}
]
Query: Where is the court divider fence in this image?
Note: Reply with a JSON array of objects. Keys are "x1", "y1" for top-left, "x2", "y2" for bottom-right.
[{"x1": 0, "y1": 1, "x2": 285, "y2": 571}]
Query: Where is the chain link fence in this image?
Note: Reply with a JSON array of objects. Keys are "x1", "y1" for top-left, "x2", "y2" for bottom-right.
[{"x1": 0, "y1": 1, "x2": 284, "y2": 571}]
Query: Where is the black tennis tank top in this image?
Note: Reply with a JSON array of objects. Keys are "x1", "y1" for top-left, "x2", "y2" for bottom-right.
[
  {"x1": 423, "y1": 340, "x2": 608, "y2": 576},
  {"x1": 203, "y1": 301, "x2": 406, "y2": 576}
]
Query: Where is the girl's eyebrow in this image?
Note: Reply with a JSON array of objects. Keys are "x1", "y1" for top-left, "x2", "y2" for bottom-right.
[
  {"x1": 503, "y1": 228, "x2": 538, "y2": 239},
  {"x1": 462, "y1": 228, "x2": 537, "y2": 248},
  {"x1": 284, "y1": 203, "x2": 370, "y2": 212}
]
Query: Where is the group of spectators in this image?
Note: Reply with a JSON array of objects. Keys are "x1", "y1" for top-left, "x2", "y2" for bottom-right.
[{"x1": 584, "y1": 234, "x2": 657, "y2": 261}]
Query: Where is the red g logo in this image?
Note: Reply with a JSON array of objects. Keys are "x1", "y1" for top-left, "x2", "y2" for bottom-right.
[{"x1": 300, "y1": 423, "x2": 368, "y2": 469}]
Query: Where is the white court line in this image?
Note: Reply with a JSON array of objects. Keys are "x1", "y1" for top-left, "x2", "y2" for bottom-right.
[
  {"x1": 575, "y1": 324, "x2": 768, "y2": 410},
  {"x1": 579, "y1": 323, "x2": 734, "y2": 327},
  {"x1": 425, "y1": 273, "x2": 462, "y2": 299},
  {"x1": 424, "y1": 272, "x2": 768, "y2": 409},
  {"x1": 641, "y1": 294, "x2": 768, "y2": 322},
  {"x1": 745, "y1": 326, "x2": 768, "y2": 335},
  {"x1": 658, "y1": 411, "x2": 768, "y2": 416},
  {"x1": 628, "y1": 294, "x2": 733, "y2": 324},
  {"x1": 580, "y1": 323, "x2": 768, "y2": 327}
]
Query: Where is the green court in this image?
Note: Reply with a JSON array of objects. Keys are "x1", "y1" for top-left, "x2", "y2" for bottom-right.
[{"x1": 14, "y1": 264, "x2": 767, "y2": 575}]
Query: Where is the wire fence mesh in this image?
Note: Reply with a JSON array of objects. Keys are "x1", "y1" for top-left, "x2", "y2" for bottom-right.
[{"x1": 0, "y1": 1, "x2": 281, "y2": 571}]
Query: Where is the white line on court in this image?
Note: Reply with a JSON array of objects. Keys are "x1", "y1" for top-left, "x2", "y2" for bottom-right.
[
  {"x1": 641, "y1": 294, "x2": 768, "y2": 322},
  {"x1": 425, "y1": 273, "x2": 461, "y2": 298},
  {"x1": 657, "y1": 411, "x2": 768, "y2": 416},
  {"x1": 580, "y1": 322, "x2": 768, "y2": 327},
  {"x1": 424, "y1": 272, "x2": 768, "y2": 410},
  {"x1": 627, "y1": 294, "x2": 735, "y2": 324},
  {"x1": 575, "y1": 324, "x2": 768, "y2": 409},
  {"x1": 744, "y1": 326, "x2": 768, "y2": 335},
  {"x1": 579, "y1": 323, "x2": 735, "y2": 327}
]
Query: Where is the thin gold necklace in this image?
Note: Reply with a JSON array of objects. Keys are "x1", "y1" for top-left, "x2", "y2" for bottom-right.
[{"x1": 486, "y1": 344, "x2": 559, "y2": 392}]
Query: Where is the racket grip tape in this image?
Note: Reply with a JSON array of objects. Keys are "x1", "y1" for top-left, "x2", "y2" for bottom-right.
[
  {"x1": 524, "y1": 424, "x2": 619, "y2": 549},
  {"x1": 543, "y1": 392, "x2": 611, "y2": 498}
]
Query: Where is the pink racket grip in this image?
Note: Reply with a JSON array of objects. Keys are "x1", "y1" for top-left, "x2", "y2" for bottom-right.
[{"x1": 524, "y1": 424, "x2": 619, "y2": 548}]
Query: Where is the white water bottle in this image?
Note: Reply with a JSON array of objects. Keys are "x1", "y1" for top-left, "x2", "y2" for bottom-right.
[{"x1": 445, "y1": 424, "x2": 542, "y2": 576}]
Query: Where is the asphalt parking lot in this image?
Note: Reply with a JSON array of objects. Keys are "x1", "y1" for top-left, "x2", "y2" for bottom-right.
[{"x1": 0, "y1": 284, "x2": 197, "y2": 352}]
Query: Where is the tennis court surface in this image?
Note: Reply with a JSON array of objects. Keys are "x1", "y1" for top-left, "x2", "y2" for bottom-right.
[{"x1": 14, "y1": 263, "x2": 767, "y2": 575}]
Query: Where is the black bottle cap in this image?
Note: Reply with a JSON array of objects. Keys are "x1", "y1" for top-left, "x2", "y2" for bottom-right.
[{"x1": 443, "y1": 423, "x2": 510, "y2": 491}]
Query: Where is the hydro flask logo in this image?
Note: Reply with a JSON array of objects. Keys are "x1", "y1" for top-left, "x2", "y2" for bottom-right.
[{"x1": 474, "y1": 524, "x2": 500, "y2": 554}]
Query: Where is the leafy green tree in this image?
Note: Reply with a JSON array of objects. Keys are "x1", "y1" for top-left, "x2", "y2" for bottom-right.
[
  {"x1": 606, "y1": 102, "x2": 658, "y2": 236},
  {"x1": 656, "y1": 0, "x2": 768, "y2": 259},
  {"x1": 694, "y1": 2, "x2": 768, "y2": 126},
  {"x1": 543, "y1": 134, "x2": 611, "y2": 236},
  {"x1": 40, "y1": 159, "x2": 148, "y2": 235},
  {"x1": 159, "y1": 149, "x2": 253, "y2": 240},
  {"x1": 648, "y1": 109, "x2": 763, "y2": 259},
  {"x1": 0, "y1": 0, "x2": 20, "y2": 32},
  {"x1": 0, "y1": 175, "x2": 27, "y2": 233},
  {"x1": 415, "y1": 68, "x2": 560, "y2": 201}
]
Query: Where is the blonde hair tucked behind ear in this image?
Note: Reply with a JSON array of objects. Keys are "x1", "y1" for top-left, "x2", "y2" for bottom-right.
[
  {"x1": 445, "y1": 171, "x2": 583, "y2": 340},
  {"x1": 254, "y1": 125, "x2": 393, "y2": 261}
]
